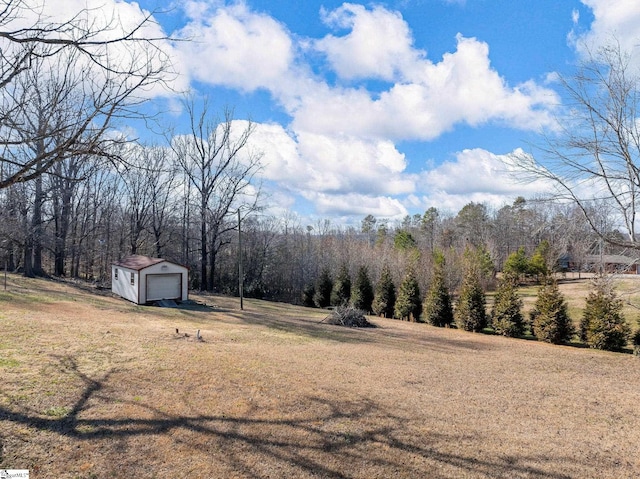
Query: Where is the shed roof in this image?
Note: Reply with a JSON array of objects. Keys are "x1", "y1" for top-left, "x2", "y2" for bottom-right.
[{"x1": 112, "y1": 255, "x2": 173, "y2": 271}]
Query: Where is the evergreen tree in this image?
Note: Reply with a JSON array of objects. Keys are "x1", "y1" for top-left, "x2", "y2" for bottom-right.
[
  {"x1": 503, "y1": 247, "x2": 529, "y2": 282},
  {"x1": 454, "y1": 266, "x2": 487, "y2": 332},
  {"x1": 372, "y1": 265, "x2": 396, "y2": 318},
  {"x1": 530, "y1": 277, "x2": 574, "y2": 344},
  {"x1": 395, "y1": 269, "x2": 422, "y2": 321},
  {"x1": 393, "y1": 229, "x2": 417, "y2": 250},
  {"x1": 491, "y1": 274, "x2": 524, "y2": 337},
  {"x1": 529, "y1": 240, "x2": 551, "y2": 279},
  {"x1": 351, "y1": 265, "x2": 374, "y2": 313},
  {"x1": 302, "y1": 283, "x2": 316, "y2": 307},
  {"x1": 331, "y1": 264, "x2": 351, "y2": 306},
  {"x1": 313, "y1": 269, "x2": 333, "y2": 308},
  {"x1": 422, "y1": 252, "x2": 453, "y2": 327},
  {"x1": 580, "y1": 279, "x2": 630, "y2": 351}
]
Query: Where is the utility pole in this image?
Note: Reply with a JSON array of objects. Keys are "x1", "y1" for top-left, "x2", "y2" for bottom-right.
[{"x1": 238, "y1": 209, "x2": 243, "y2": 310}]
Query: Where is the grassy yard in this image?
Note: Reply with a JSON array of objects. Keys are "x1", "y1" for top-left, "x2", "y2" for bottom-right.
[{"x1": 1, "y1": 274, "x2": 640, "y2": 478}]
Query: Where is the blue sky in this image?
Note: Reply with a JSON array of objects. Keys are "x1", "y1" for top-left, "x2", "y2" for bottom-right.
[{"x1": 40, "y1": 1, "x2": 640, "y2": 222}]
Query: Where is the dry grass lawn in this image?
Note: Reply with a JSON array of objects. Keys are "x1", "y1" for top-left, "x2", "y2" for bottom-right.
[{"x1": 1, "y1": 273, "x2": 640, "y2": 478}]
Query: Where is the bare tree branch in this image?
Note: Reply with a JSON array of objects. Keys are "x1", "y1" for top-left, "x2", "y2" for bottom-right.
[{"x1": 509, "y1": 40, "x2": 640, "y2": 250}]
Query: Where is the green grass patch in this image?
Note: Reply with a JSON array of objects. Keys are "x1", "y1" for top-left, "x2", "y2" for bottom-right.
[
  {"x1": 0, "y1": 357, "x2": 20, "y2": 367},
  {"x1": 44, "y1": 406, "x2": 71, "y2": 418}
]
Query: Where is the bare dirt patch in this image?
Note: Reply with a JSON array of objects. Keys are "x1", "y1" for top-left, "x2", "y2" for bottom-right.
[{"x1": 1, "y1": 274, "x2": 640, "y2": 478}]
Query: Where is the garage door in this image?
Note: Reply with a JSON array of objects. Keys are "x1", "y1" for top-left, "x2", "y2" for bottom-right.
[{"x1": 146, "y1": 274, "x2": 181, "y2": 301}]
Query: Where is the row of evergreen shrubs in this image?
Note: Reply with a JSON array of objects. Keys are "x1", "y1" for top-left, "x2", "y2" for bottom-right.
[{"x1": 303, "y1": 258, "x2": 640, "y2": 352}]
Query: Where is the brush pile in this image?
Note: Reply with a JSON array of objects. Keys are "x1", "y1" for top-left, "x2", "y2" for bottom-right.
[{"x1": 324, "y1": 306, "x2": 375, "y2": 328}]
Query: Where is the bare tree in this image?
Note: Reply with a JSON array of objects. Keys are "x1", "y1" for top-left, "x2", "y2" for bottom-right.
[
  {"x1": 170, "y1": 97, "x2": 262, "y2": 291},
  {"x1": 0, "y1": 1, "x2": 172, "y2": 189},
  {"x1": 511, "y1": 41, "x2": 640, "y2": 250},
  {"x1": 146, "y1": 147, "x2": 179, "y2": 258}
]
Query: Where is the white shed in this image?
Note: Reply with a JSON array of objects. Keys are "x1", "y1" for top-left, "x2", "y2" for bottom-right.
[{"x1": 111, "y1": 255, "x2": 189, "y2": 305}]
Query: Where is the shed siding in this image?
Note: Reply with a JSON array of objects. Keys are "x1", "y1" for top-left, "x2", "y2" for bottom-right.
[{"x1": 112, "y1": 266, "x2": 139, "y2": 304}]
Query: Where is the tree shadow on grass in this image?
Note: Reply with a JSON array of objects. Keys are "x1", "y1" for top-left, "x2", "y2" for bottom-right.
[
  {"x1": 225, "y1": 307, "x2": 496, "y2": 354},
  {"x1": 0, "y1": 356, "x2": 594, "y2": 479},
  {"x1": 225, "y1": 307, "x2": 381, "y2": 345}
]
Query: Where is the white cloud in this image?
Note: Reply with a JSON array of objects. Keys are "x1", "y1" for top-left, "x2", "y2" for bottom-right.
[
  {"x1": 243, "y1": 122, "x2": 417, "y2": 218},
  {"x1": 295, "y1": 132, "x2": 415, "y2": 195},
  {"x1": 315, "y1": 3, "x2": 424, "y2": 81},
  {"x1": 176, "y1": 1, "x2": 293, "y2": 92},
  {"x1": 167, "y1": 2, "x2": 564, "y2": 219},
  {"x1": 306, "y1": 192, "x2": 409, "y2": 218},
  {"x1": 246, "y1": 122, "x2": 416, "y2": 194},
  {"x1": 293, "y1": 33, "x2": 559, "y2": 140},
  {"x1": 573, "y1": 1, "x2": 640, "y2": 61},
  {"x1": 0, "y1": 0, "x2": 188, "y2": 96},
  {"x1": 572, "y1": 9, "x2": 580, "y2": 24},
  {"x1": 415, "y1": 148, "x2": 556, "y2": 213}
]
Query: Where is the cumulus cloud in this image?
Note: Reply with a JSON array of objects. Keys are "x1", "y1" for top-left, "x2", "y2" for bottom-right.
[
  {"x1": 175, "y1": 1, "x2": 293, "y2": 92},
  {"x1": 170, "y1": 2, "x2": 563, "y2": 219},
  {"x1": 572, "y1": 1, "x2": 640, "y2": 62},
  {"x1": 246, "y1": 122, "x2": 416, "y2": 197},
  {"x1": 306, "y1": 192, "x2": 409, "y2": 218},
  {"x1": 415, "y1": 148, "x2": 557, "y2": 213},
  {"x1": 294, "y1": 33, "x2": 559, "y2": 140},
  {"x1": 315, "y1": 3, "x2": 424, "y2": 81}
]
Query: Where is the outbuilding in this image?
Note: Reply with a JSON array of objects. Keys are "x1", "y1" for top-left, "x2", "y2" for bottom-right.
[{"x1": 111, "y1": 255, "x2": 189, "y2": 305}]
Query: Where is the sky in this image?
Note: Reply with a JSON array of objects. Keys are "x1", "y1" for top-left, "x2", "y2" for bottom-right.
[{"x1": 27, "y1": 1, "x2": 640, "y2": 223}]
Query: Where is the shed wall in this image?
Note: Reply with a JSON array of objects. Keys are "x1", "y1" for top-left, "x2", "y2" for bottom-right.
[{"x1": 112, "y1": 266, "x2": 139, "y2": 304}]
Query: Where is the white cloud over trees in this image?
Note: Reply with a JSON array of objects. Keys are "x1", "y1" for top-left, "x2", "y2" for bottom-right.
[
  {"x1": 168, "y1": 1, "x2": 571, "y2": 219},
  {"x1": 29, "y1": 0, "x2": 635, "y2": 221}
]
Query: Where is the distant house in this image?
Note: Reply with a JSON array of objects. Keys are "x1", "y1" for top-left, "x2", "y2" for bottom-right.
[
  {"x1": 583, "y1": 254, "x2": 640, "y2": 274},
  {"x1": 111, "y1": 255, "x2": 189, "y2": 304}
]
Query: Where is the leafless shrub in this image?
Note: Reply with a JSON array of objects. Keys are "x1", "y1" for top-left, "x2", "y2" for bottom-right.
[{"x1": 323, "y1": 305, "x2": 375, "y2": 328}]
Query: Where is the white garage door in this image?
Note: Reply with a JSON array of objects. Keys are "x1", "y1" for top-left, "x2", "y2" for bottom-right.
[{"x1": 146, "y1": 274, "x2": 181, "y2": 301}]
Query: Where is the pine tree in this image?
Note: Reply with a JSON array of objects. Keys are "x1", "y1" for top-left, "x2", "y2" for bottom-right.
[
  {"x1": 530, "y1": 277, "x2": 574, "y2": 344},
  {"x1": 529, "y1": 240, "x2": 551, "y2": 280},
  {"x1": 351, "y1": 265, "x2": 374, "y2": 313},
  {"x1": 422, "y1": 253, "x2": 453, "y2": 327},
  {"x1": 491, "y1": 274, "x2": 524, "y2": 337},
  {"x1": 503, "y1": 247, "x2": 529, "y2": 283},
  {"x1": 331, "y1": 264, "x2": 351, "y2": 306},
  {"x1": 313, "y1": 269, "x2": 333, "y2": 308},
  {"x1": 395, "y1": 269, "x2": 422, "y2": 321},
  {"x1": 580, "y1": 279, "x2": 630, "y2": 351},
  {"x1": 372, "y1": 265, "x2": 396, "y2": 318},
  {"x1": 454, "y1": 266, "x2": 487, "y2": 332}
]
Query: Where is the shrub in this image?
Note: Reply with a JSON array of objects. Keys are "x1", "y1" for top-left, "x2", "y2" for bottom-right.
[
  {"x1": 395, "y1": 269, "x2": 422, "y2": 321},
  {"x1": 331, "y1": 264, "x2": 351, "y2": 306},
  {"x1": 422, "y1": 255, "x2": 453, "y2": 327},
  {"x1": 491, "y1": 275, "x2": 524, "y2": 337},
  {"x1": 580, "y1": 279, "x2": 631, "y2": 351},
  {"x1": 324, "y1": 305, "x2": 375, "y2": 328},
  {"x1": 454, "y1": 267, "x2": 487, "y2": 332},
  {"x1": 351, "y1": 265, "x2": 374, "y2": 313},
  {"x1": 530, "y1": 277, "x2": 574, "y2": 344},
  {"x1": 372, "y1": 265, "x2": 396, "y2": 318},
  {"x1": 313, "y1": 269, "x2": 333, "y2": 308}
]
